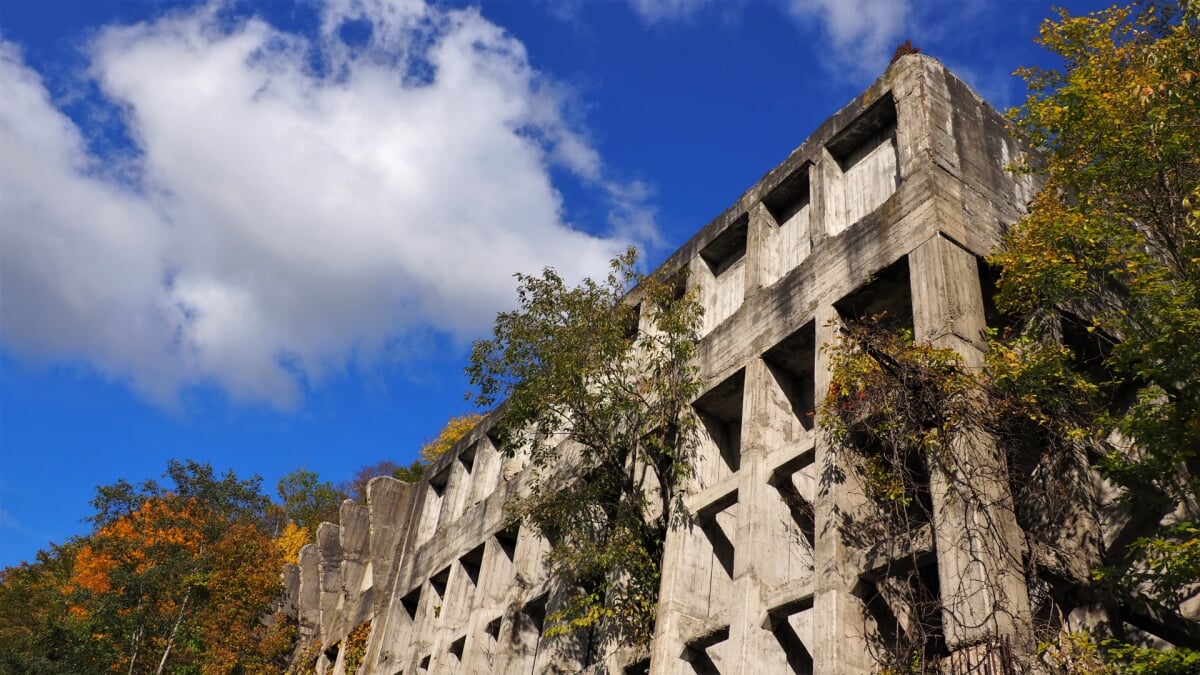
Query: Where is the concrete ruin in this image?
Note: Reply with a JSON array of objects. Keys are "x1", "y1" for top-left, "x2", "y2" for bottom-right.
[{"x1": 281, "y1": 55, "x2": 1198, "y2": 674}]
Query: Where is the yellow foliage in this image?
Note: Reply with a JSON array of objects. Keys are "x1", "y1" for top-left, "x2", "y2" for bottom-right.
[
  {"x1": 419, "y1": 413, "x2": 483, "y2": 463},
  {"x1": 275, "y1": 521, "x2": 310, "y2": 565}
]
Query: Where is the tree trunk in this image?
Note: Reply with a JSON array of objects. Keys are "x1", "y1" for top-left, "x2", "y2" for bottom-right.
[{"x1": 155, "y1": 589, "x2": 191, "y2": 675}]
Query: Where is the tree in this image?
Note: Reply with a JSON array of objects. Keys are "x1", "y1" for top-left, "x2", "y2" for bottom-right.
[
  {"x1": 276, "y1": 521, "x2": 310, "y2": 565},
  {"x1": 277, "y1": 469, "x2": 346, "y2": 538},
  {"x1": 822, "y1": 2, "x2": 1199, "y2": 669},
  {"x1": 998, "y1": 1, "x2": 1200, "y2": 666},
  {"x1": 340, "y1": 458, "x2": 427, "y2": 504},
  {"x1": 0, "y1": 542, "x2": 88, "y2": 674},
  {"x1": 0, "y1": 461, "x2": 295, "y2": 674},
  {"x1": 468, "y1": 247, "x2": 703, "y2": 651},
  {"x1": 419, "y1": 413, "x2": 485, "y2": 464},
  {"x1": 1002, "y1": 0, "x2": 1200, "y2": 505}
]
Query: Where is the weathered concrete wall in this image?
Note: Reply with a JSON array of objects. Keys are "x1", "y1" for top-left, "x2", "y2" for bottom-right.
[{"x1": 281, "y1": 54, "x2": 1195, "y2": 674}]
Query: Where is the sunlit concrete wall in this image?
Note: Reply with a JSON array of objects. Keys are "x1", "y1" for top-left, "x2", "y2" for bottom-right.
[{"x1": 279, "y1": 54, "x2": 1189, "y2": 675}]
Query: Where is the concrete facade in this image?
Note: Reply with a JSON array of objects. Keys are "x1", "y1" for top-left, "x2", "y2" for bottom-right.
[{"x1": 281, "y1": 55, "x2": 1196, "y2": 674}]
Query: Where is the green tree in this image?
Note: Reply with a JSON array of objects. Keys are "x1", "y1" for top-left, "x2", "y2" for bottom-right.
[
  {"x1": 999, "y1": 1, "x2": 1199, "y2": 667},
  {"x1": 419, "y1": 413, "x2": 485, "y2": 464},
  {"x1": 468, "y1": 247, "x2": 703, "y2": 650},
  {"x1": 340, "y1": 459, "x2": 428, "y2": 504},
  {"x1": 1002, "y1": 0, "x2": 1200, "y2": 507},
  {"x1": 0, "y1": 542, "x2": 87, "y2": 674},
  {"x1": 277, "y1": 469, "x2": 347, "y2": 538},
  {"x1": 822, "y1": 1, "x2": 1199, "y2": 669},
  {"x1": 0, "y1": 461, "x2": 293, "y2": 674}
]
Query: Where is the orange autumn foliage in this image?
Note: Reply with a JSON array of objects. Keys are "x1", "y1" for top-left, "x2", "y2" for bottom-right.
[{"x1": 60, "y1": 494, "x2": 290, "y2": 673}]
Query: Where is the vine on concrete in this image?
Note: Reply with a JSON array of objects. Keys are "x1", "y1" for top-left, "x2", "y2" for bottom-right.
[{"x1": 341, "y1": 622, "x2": 371, "y2": 675}]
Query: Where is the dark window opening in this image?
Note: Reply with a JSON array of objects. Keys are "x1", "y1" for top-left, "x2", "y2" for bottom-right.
[
  {"x1": 694, "y1": 369, "x2": 746, "y2": 473},
  {"x1": 460, "y1": 544, "x2": 485, "y2": 586},
  {"x1": 764, "y1": 321, "x2": 817, "y2": 431},
  {"x1": 495, "y1": 525, "x2": 519, "y2": 562},
  {"x1": 856, "y1": 563, "x2": 947, "y2": 669},
  {"x1": 683, "y1": 626, "x2": 730, "y2": 675},
  {"x1": 458, "y1": 442, "x2": 477, "y2": 473},
  {"x1": 764, "y1": 163, "x2": 812, "y2": 227},
  {"x1": 429, "y1": 566, "x2": 450, "y2": 599},
  {"x1": 700, "y1": 214, "x2": 749, "y2": 276},
  {"x1": 767, "y1": 596, "x2": 815, "y2": 674},
  {"x1": 697, "y1": 490, "x2": 738, "y2": 579},
  {"x1": 624, "y1": 657, "x2": 651, "y2": 675},
  {"x1": 485, "y1": 616, "x2": 502, "y2": 640},
  {"x1": 429, "y1": 469, "x2": 450, "y2": 498},
  {"x1": 400, "y1": 587, "x2": 421, "y2": 620},
  {"x1": 827, "y1": 93, "x2": 898, "y2": 172},
  {"x1": 524, "y1": 594, "x2": 548, "y2": 635},
  {"x1": 769, "y1": 453, "x2": 816, "y2": 549},
  {"x1": 834, "y1": 257, "x2": 913, "y2": 331}
]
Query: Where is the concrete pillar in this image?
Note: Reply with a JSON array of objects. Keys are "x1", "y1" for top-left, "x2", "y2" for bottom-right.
[
  {"x1": 728, "y1": 358, "x2": 790, "y2": 671},
  {"x1": 908, "y1": 234, "x2": 1033, "y2": 659},
  {"x1": 746, "y1": 202, "x2": 772, "y2": 293},
  {"x1": 812, "y1": 304, "x2": 874, "y2": 675},
  {"x1": 282, "y1": 563, "x2": 301, "y2": 620},
  {"x1": 298, "y1": 543, "x2": 321, "y2": 639},
  {"x1": 366, "y1": 476, "x2": 415, "y2": 612},
  {"x1": 317, "y1": 522, "x2": 345, "y2": 641}
]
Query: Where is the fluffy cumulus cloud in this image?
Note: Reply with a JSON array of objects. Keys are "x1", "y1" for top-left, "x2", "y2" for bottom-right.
[{"x1": 0, "y1": 0, "x2": 647, "y2": 407}]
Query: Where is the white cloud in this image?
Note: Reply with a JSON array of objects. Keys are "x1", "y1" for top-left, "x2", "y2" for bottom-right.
[
  {"x1": 0, "y1": 1, "x2": 648, "y2": 408},
  {"x1": 625, "y1": 0, "x2": 909, "y2": 78},
  {"x1": 628, "y1": 0, "x2": 714, "y2": 23},
  {"x1": 785, "y1": 0, "x2": 910, "y2": 76}
]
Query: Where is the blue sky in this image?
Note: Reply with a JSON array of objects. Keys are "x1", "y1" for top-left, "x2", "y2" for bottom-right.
[{"x1": 0, "y1": 0, "x2": 1107, "y2": 568}]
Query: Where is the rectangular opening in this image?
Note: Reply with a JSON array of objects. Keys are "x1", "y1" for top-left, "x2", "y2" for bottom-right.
[
  {"x1": 458, "y1": 442, "x2": 477, "y2": 473},
  {"x1": 856, "y1": 562, "x2": 946, "y2": 670},
  {"x1": 485, "y1": 426, "x2": 503, "y2": 453},
  {"x1": 416, "y1": 471, "x2": 447, "y2": 544},
  {"x1": 977, "y1": 257, "x2": 1009, "y2": 333},
  {"x1": 624, "y1": 658, "x2": 650, "y2": 675},
  {"x1": 825, "y1": 92, "x2": 900, "y2": 234},
  {"x1": 764, "y1": 163, "x2": 811, "y2": 227},
  {"x1": 766, "y1": 596, "x2": 815, "y2": 675},
  {"x1": 623, "y1": 301, "x2": 641, "y2": 342},
  {"x1": 699, "y1": 214, "x2": 749, "y2": 276},
  {"x1": 769, "y1": 453, "x2": 816, "y2": 550},
  {"x1": 524, "y1": 594, "x2": 548, "y2": 635},
  {"x1": 694, "y1": 369, "x2": 746, "y2": 474},
  {"x1": 429, "y1": 468, "x2": 450, "y2": 497},
  {"x1": 697, "y1": 490, "x2": 738, "y2": 580},
  {"x1": 683, "y1": 626, "x2": 730, "y2": 675},
  {"x1": 834, "y1": 257, "x2": 913, "y2": 331},
  {"x1": 763, "y1": 321, "x2": 817, "y2": 431},
  {"x1": 827, "y1": 93, "x2": 898, "y2": 170}
]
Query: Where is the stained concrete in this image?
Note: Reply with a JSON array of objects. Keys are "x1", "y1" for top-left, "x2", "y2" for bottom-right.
[{"x1": 281, "y1": 55, "x2": 1196, "y2": 674}]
